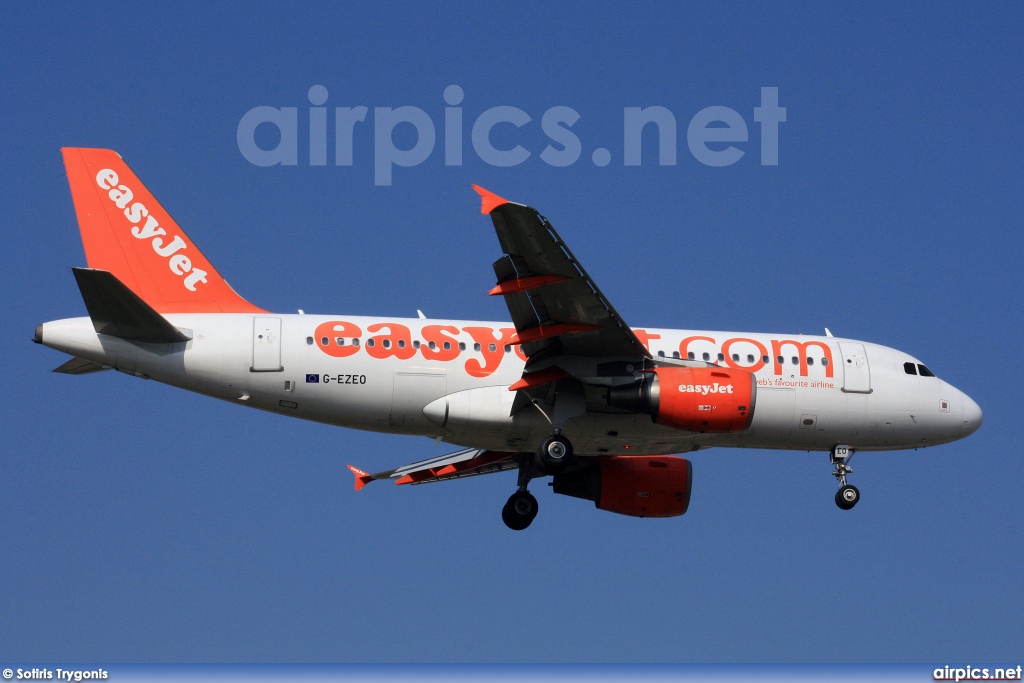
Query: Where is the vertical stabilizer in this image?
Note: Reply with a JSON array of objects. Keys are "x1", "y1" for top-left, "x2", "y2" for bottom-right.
[{"x1": 61, "y1": 148, "x2": 265, "y2": 314}]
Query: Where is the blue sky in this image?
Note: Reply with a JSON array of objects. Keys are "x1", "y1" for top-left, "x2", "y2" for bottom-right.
[{"x1": 1, "y1": 1, "x2": 1022, "y2": 663}]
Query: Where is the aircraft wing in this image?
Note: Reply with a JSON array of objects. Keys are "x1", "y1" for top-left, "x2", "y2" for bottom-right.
[
  {"x1": 347, "y1": 448, "x2": 518, "y2": 489},
  {"x1": 475, "y1": 186, "x2": 650, "y2": 364}
]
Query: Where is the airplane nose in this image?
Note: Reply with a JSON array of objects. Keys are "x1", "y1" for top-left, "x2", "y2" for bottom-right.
[{"x1": 961, "y1": 393, "x2": 983, "y2": 436}]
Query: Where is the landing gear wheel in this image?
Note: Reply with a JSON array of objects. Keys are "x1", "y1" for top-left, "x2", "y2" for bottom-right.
[
  {"x1": 502, "y1": 491, "x2": 538, "y2": 531},
  {"x1": 835, "y1": 484, "x2": 860, "y2": 510},
  {"x1": 538, "y1": 434, "x2": 573, "y2": 473},
  {"x1": 829, "y1": 445, "x2": 860, "y2": 510}
]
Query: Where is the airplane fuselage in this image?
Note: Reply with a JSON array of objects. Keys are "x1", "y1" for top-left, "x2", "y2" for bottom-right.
[{"x1": 38, "y1": 313, "x2": 981, "y2": 457}]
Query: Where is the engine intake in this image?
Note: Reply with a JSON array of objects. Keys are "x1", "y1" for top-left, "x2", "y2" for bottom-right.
[
  {"x1": 607, "y1": 366, "x2": 756, "y2": 433},
  {"x1": 552, "y1": 456, "x2": 693, "y2": 517}
]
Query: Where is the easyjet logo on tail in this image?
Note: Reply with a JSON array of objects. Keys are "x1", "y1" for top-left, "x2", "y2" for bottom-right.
[{"x1": 95, "y1": 169, "x2": 208, "y2": 291}]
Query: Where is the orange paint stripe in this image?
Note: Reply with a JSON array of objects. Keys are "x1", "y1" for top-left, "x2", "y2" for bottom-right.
[
  {"x1": 488, "y1": 275, "x2": 570, "y2": 296},
  {"x1": 395, "y1": 469, "x2": 438, "y2": 486},
  {"x1": 509, "y1": 366, "x2": 570, "y2": 391}
]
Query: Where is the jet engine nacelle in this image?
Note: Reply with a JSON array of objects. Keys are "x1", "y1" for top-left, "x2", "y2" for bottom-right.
[
  {"x1": 552, "y1": 456, "x2": 693, "y2": 517},
  {"x1": 607, "y1": 366, "x2": 756, "y2": 433}
]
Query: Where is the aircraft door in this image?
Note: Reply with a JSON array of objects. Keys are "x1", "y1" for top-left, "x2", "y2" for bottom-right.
[
  {"x1": 839, "y1": 342, "x2": 871, "y2": 393},
  {"x1": 251, "y1": 317, "x2": 283, "y2": 372},
  {"x1": 390, "y1": 372, "x2": 447, "y2": 430}
]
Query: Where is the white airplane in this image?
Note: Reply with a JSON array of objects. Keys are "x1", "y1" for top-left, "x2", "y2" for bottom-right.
[{"x1": 36, "y1": 148, "x2": 983, "y2": 530}]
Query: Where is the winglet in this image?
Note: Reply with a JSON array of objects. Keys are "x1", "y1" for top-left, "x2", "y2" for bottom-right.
[
  {"x1": 347, "y1": 465, "x2": 374, "y2": 491},
  {"x1": 472, "y1": 185, "x2": 508, "y2": 214}
]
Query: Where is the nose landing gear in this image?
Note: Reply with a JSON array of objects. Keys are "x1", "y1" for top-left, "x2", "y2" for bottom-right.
[{"x1": 830, "y1": 445, "x2": 860, "y2": 510}]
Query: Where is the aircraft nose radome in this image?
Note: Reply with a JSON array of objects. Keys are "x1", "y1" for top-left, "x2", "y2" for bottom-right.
[{"x1": 962, "y1": 394, "x2": 983, "y2": 436}]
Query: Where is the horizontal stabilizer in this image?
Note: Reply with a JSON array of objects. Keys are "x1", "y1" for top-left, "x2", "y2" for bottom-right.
[
  {"x1": 72, "y1": 268, "x2": 191, "y2": 343},
  {"x1": 52, "y1": 356, "x2": 111, "y2": 374}
]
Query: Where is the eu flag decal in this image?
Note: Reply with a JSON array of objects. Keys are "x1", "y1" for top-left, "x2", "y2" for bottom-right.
[{"x1": 305, "y1": 374, "x2": 320, "y2": 383}]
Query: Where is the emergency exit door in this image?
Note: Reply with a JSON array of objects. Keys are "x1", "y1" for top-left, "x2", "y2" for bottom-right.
[
  {"x1": 838, "y1": 342, "x2": 871, "y2": 393},
  {"x1": 251, "y1": 317, "x2": 283, "y2": 372}
]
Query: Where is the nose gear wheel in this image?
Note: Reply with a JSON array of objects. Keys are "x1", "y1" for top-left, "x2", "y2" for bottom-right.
[{"x1": 830, "y1": 445, "x2": 860, "y2": 510}]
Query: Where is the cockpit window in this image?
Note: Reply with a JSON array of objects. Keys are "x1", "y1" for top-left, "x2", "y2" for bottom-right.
[
  {"x1": 917, "y1": 364, "x2": 936, "y2": 377},
  {"x1": 904, "y1": 362, "x2": 917, "y2": 375}
]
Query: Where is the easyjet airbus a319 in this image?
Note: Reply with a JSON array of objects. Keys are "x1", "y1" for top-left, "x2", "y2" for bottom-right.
[{"x1": 36, "y1": 148, "x2": 982, "y2": 530}]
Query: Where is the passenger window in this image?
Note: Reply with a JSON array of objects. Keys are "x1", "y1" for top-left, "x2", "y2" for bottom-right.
[
  {"x1": 702, "y1": 352, "x2": 710, "y2": 361},
  {"x1": 335, "y1": 337, "x2": 345, "y2": 346},
  {"x1": 398, "y1": 340, "x2": 406, "y2": 348},
  {"x1": 413, "y1": 340, "x2": 420, "y2": 349},
  {"x1": 807, "y1": 357, "x2": 814, "y2": 366},
  {"x1": 732, "y1": 354, "x2": 739, "y2": 362},
  {"x1": 791, "y1": 356, "x2": 798, "y2": 365},
  {"x1": 428, "y1": 341, "x2": 436, "y2": 350},
  {"x1": 306, "y1": 337, "x2": 314, "y2": 345},
  {"x1": 746, "y1": 354, "x2": 754, "y2": 363},
  {"x1": 382, "y1": 339, "x2": 391, "y2": 349},
  {"x1": 459, "y1": 342, "x2": 466, "y2": 351},
  {"x1": 657, "y1": 350, "x2": 665, "y2": 357},
  {"x1": 443, "y1": 341, "x2": 451, "y2": 351},
  {"x1": 504, "y1": 345, "x2": 511, "y2": 353},
  {"x1": 918, "y1": 364, "x2": 935, "y2": 377},
  {"x1": 762, "y1": 355, "x2": 770, "y2": 364},
  {"x1": 672, "y1": 351, "x2": 680, "y2": 359},
  {"x1": 904, "y1": 362, "x2": 917, "y2": 375},
  {"x1": 688, "y1": 351, "x2": 695, "y2": 360},
  {"x1": 488, "y1": 343, "x2": 496, "y2": 352},
  {"x1": 367, "y1": 339, "x2": 375, "y2": 347},
  {"x1": 717, "y1": 353, "x2": 725, "y2": 362},
  {"x1": 353, "y1": 338, "x2": 360, "y2": 346},
  {"x1": 821, "y1": 358, "x2": 828, "y2": 366},
  {"x1": 474, "y1": 343, "x2": 481, "y2": 351},
  {"x1": 776, "y1": 355, "x2": 784, "y2": 365},
  {"x1": 320, "y1": 337, "x2": 329, "y2": 346}
]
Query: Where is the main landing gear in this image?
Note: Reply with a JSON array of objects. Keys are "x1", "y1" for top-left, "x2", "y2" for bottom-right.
[
  {"x1": 502, "y1": 455, "x2": 539, "y2": 531},
  {"x1": 538, "y1": 430, "x2": 573, "y2": 473},
  {"x1": 502, "y1": 430, "x2": 575, "y2": 531},
  {"x1": 502, "y1": 490, "x2": 538, "y2": 531},
  {"x1": 830, "y1": 445, "x2": 860, "y2": 510}
]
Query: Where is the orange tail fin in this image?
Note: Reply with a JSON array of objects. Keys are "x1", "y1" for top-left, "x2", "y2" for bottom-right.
[{"x1": 61, "y1": 148, "x2": 265, "y2": 314}]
